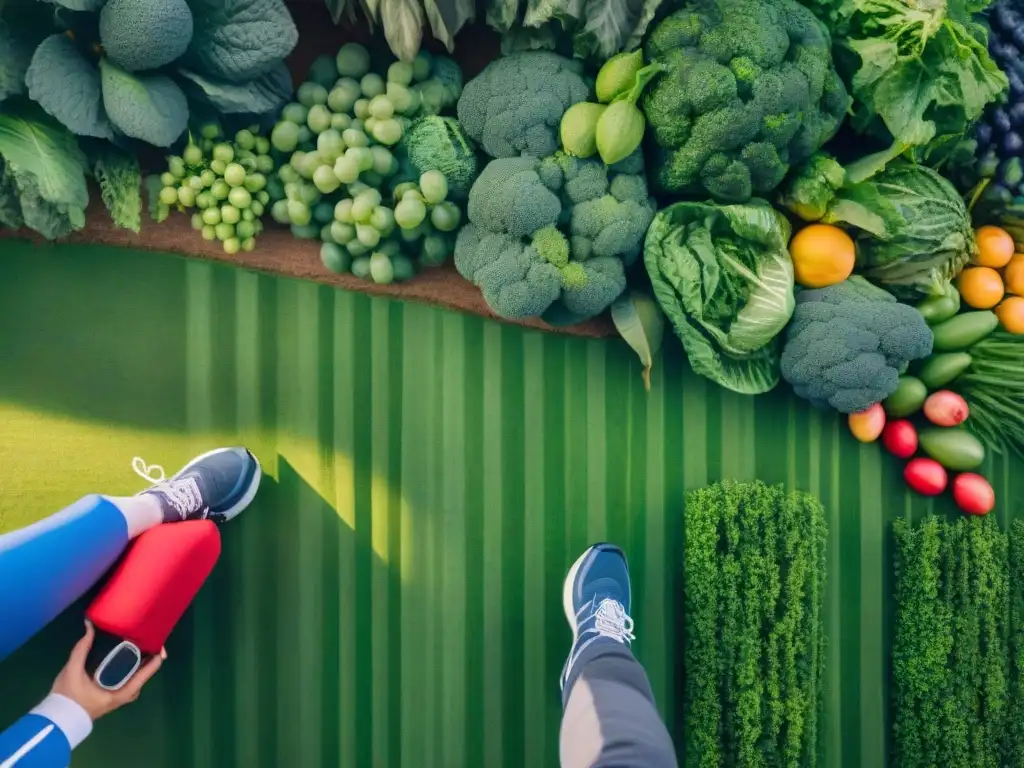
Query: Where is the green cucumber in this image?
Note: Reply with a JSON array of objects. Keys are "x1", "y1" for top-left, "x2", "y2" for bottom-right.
[
  {"x1": 918, "y1": 427, "x2": 985, "y2": 470},
  {"x1": 930, "y1": 311, "x2": 999, "y2": 351},
  {"x1": 919, "y1": 352, "x2": 972, "y2": 389},
  {"x1": 884, "y1": 375, "x2": 928, "y2": 417}
]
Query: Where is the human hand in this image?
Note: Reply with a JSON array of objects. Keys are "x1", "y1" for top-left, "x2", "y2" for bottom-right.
[{"x1": 51, "y1": 620, "x2": 166, "y2": 721}]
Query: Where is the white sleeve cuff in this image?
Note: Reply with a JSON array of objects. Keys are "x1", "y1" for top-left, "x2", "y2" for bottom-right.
[{"x1": 30, "y1": 693, "x2": 93, "y2": 750}]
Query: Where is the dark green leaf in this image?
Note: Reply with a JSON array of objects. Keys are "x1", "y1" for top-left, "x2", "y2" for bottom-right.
[
  {"x1": 178, "y1": 62, "x2": 292, "y2": 115},
  {"x1": 25, "y1": 35, "x2": 113, "y2": 140}
]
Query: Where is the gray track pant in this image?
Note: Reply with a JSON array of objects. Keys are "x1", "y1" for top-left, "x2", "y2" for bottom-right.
[{"x1": 560, "y1": 639, "x2": 679, "y2": 768}]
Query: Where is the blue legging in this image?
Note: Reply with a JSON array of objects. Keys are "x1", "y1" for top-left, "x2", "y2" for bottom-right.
[{"x1": 0, "y1": 496, "x2": 129, "y2": 663}]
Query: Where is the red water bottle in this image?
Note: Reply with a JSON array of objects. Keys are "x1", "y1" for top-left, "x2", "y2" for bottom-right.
[{"x1": 85, "y1": 520, "x2": 221, "y2": 690}]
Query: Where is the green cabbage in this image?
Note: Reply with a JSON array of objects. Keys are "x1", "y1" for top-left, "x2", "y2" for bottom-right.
[
  {"x1": 779, "y1": 155, "x2": 976, "y2": 300},
  {"x1": 644, "y1": 200, "x2": 795, "y2": 394}
]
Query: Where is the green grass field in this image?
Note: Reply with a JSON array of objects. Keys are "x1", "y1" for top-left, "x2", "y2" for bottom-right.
[{"x1": 3, "y1": 241, "x2": 1023, "y2": 766}]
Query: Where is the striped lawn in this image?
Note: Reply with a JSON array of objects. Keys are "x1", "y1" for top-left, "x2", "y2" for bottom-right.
[{"x1": 2, "y1": 241, "x2": 1023, "y2": 767}]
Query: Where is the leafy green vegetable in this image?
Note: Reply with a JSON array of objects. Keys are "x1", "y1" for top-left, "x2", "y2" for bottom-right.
[
  {"x1": 380, "y1": 0, "x2": 426, "y2": 62},
  {"x1": 16, "y1": 0, "x2": 296, "y2": 148},
  {"x1": 99, "y1": 59, "x2": 189, "y2": 147},
  {"x1": 685, "y1": 481, "x2": 826, "y2": 767},
  {"x1": 0, "y1": 99, "x2": 89, "y2": 239},
  {"x1": 806, "y1": 0, "x2": 1007, "y2": 153},
  {"x1": 423, "y1": 0, "x2": 475, "y2": 52},
  {"x1": 0, "y1": 18, "x2": 34, "y2": 104},
  {"x1": 611, "y1": 290, "x2": 664, "y2": 390},
  {"x1": 892, "y1": 516, "x2": 1015, "y2": 768},
  {"x1": 779, "y1": 155, "x2": 976, "y2": 300},
  {"x1": 177, "y1": 63, "x2": 293, "y2": 115},
  {"x1": 485, "y1": 0, "x2": 663, "y2": 61},
  {"x1": 644, "y1": 200, "x2": 794, "y2": 394},
  {"x1": 25, "y1": 35, "x2": 114, "y2": 140},
  {"x1": 91, "y1": 142, "x2": 141, "y2": 233},
  {"x1": 183, "y1": 0, "x2": 297, "y2": 82}
]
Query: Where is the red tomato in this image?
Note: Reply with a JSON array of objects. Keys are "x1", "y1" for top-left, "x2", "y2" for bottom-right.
[
  {"x1": 882, "y1": 420, "x2": 918, "y2": 459},
  {"x1": 952, "y1": 473, "x2": 996, "y2": 515},
  {"x1": 923, "y1": 391, "x2": 969, "y2": 427},
  {"x1": 904, "y1": 458, "x2": 947, "y2": 496}
]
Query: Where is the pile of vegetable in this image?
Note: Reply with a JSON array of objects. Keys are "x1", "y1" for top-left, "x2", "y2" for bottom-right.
[
  {"x1": 266, "y1": 44, "x2": 470, "y2": 283},
  {"x1": 151, "y1": 124, "x2": 274, "y2": 254},
  {"x1": 452, "y1": 50, "x2": 656, "y2": 323},
  {"x1": 892, "y1": 516, "x2": 1024, "y2": 767},
  {"x1": 684, "y1": 480, "x2": 827, "y2": 767}
]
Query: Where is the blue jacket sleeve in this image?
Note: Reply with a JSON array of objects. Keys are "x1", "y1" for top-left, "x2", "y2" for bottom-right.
[{"x1": 0, "y1": 694, "x2": 92, "y2": 767}]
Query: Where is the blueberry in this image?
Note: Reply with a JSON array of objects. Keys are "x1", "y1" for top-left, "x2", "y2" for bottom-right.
[
  {"x1": 1003, "y1": 131, "x2": 1024, "y2": 154},
  {"x1": 1010, "y1": 102, "x2": 1024, "y2": 128},
  {"x1": 977, "y1": 122, "x2": 994, "y2": 147},
  {"x1": 994, "y1": 4, "x2": 1012, "y2": 30},
  {"x1": 994, "y1": 42, "x2": 1017, "y2": 63},
  {"x1": 995, "y1": 107, "x2": 1013, "y2": 134},
  {"x1": 1010, "y1": 71, "x2": 1024, "y2": 97},
  {"x1": 1013, "y1": 29, "x2": 1024, "y2": 49}
]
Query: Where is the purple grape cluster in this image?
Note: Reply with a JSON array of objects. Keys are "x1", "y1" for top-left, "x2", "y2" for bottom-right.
[{"x1": 974, "y1": 1, "x2": 1024, "y2": 201}]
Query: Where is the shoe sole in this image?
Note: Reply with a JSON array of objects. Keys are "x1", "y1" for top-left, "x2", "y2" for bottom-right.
[{"x1": 175, "y1": 447, "x2": 263, "y2": 523}]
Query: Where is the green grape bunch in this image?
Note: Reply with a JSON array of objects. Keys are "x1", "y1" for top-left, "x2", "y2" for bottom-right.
[
  {"x1": 266, "y1": 43, "x2": 467, "y2": 285},
  {"x1": 155, "y1": 123, "x2": 276, "y2": 255}
]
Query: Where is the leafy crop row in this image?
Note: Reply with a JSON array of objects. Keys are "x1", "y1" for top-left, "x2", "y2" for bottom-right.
[
  {"x1": 684, "y1": 481, "x2": 827, "y2": 767},
  {"x1": 892, "y1": 516, "x2": 1024, "y2": 767}
]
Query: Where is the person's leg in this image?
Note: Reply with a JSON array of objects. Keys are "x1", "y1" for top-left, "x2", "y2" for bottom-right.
[
  {"x1": 0, "y1": 447, "x2": 262, "y2": 662},
  {"x1": 559, "y1": 544, "x2": 678, "y2": 768}
]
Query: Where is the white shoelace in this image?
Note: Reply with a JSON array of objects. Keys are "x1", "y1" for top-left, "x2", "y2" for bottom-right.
[
  {"x1": 132, "y1": 456, "x2": 207, "y2": 520},
  {"x1": 593, "y1": 598, "x2": 636, "y2": 643},
  {"x1": 132, "y1": 457, "x2": 167, "y2": 484}
]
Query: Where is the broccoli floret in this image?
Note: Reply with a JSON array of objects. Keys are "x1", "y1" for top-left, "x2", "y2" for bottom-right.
[
  {"x1": 466, "y1": 156, "x2": 561, "y2": 238},
  {"x1": 456, "y1": 151, "x2": 653, "y2": 322},
  {"x1": 643, "y1": 0, "x2": 850, "y2": 203},
  {"x1": 609, "y1": 173, "x2": 648, "y2": 203},
  {"x1": 400, "y1": 116, "x2": 479, "y2": 200},
  {"x1": 456, "y1": 52, "x2": 589, "y2": 159},
  {"x1": 414, "y1": 56, "x2": 463, "y2": 116},
  {"x1": 560, "y1": 155, "x2": 610, "y2": 204},
  {"x1": 780, "y1": 276, "x2": 934, "y2": 413},
  {"x1": 561, "y1": 257, "x2": 626, "y2": 317},
  {"x1": 454, "y1": 225, "x2": 563, "y2": 318}
]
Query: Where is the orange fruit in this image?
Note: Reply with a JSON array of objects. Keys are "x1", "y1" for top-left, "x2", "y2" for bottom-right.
[
  {"x1": 973, "y1": 225, "x2": 1016, "y2": 268},
  {"x1": 957, "y1": 266, "x2": 1005, "y2": 309},
  {"x1": 996, "y1": 296, "x2": 1024, "y2": 334},
  {"x1": 789, "y1": 224, "x2": 855, "y2": 288},
  {"x1": 1004, "y1": 254, "x2": 1024, "y2": 295}
]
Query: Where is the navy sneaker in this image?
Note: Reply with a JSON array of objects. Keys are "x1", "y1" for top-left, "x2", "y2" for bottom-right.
[
  {"x1": 134, "y1": 447, "x2": 262, "y2": 524},
  {"x1": 560, "y1": 543, "x2": 636, "y2": 691}
]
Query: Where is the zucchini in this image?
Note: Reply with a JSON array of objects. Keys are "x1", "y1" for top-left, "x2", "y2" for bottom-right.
[
  {"x1": 930, "y1": 311, "x2": 999, "y2": 351},
  {"x1": 919, "y1": 352, "x2": 972, "y2": 389},
  {"x1": 918, "y1": 427, "x2": 985, "y2": 470},
  {"x1": 884, "y1": 375, "x2": 928, "y2": 417}
]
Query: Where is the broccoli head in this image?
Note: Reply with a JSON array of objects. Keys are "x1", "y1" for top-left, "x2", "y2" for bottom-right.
[
  {"x1": 642, "y1": 0, "x2": 850, "y2": 203},
  {"x1": 456, "y1": 52, "x2": 589, "y2": 160},
  {"x1": 455, "y1": 151, "x2": 653, "y2": 323},
  {"x1": 780, "y1": 276, "x2": 934, "y2": 413}
]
